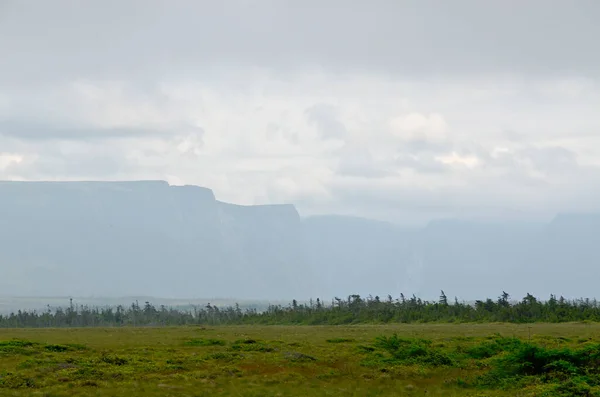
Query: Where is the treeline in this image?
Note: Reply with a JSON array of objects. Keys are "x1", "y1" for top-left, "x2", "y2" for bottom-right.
[{"x1": 2, "y1": 292, "x2": 600, "y2": 328}]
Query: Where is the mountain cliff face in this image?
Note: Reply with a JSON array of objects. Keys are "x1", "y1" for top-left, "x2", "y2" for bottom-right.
[
  {"x1": 0, "y1": 181, "x2": 314, "y2": 299},
  {"x1": 529, "y1": 214, "x2": 600, "y2": 297},
  {"x1": 1, "y1": 181, "x2": 599, "y2": 300},
  {"x1": 217, "y1": 202, "x2": 310, "y2": 299},
  {"x1": 0, "y1": 181, "x2": 223, "y2": 297},
  {"x1": 302, "y1": 216, "x2": 414, "y2": 298}
]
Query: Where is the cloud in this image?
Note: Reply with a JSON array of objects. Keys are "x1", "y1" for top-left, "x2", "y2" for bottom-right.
[
  {"x1": 1, "y1": 1, "x2": 599, "y2": 85},
  {"x1": 390, "y1": 113, "x2": 448, "y2": 143},
  {"x1": 1, "y1": 2, "x2": 600, "y2": 223},
  {"x1": 395, "y1": 152, "x2": 448, "y2": 174},
  {"x1": 2, "y1": 74, "x2": 599, "y2": 222},
  {"x1": 0, "y1": 120, "x2": 183, "y2": 141},
  {"x1": 0, "y1": 153, "x2": 23, "y2": 171},
  {"x1": 336, "y1": 145, "x2": 393, "y2": 178},
  {"x1": 175, "y1": 128, "x2": 206, "y2": 158},
  {"x1": 435, "y1": 153, "x2": 480, "y2": 169},
  {"x1": 305, "y1": 104, "x2": 348, "y2": 140}
]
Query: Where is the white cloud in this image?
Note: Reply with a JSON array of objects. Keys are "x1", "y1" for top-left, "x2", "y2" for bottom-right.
[
  {"x1": 0, "y1": 153, "x2": 23, "y2": 170},
  {"x1": 1, "y1": 72, "x2": 599, "y2": 222},
  {"x1": 435, "y1": 152, "x2": 480, "y2": 169},
  {"x1": 389, "y1": 113, "x2": 448, "y2": 143}
]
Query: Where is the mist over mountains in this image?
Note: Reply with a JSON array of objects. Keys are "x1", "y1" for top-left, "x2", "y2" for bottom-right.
[{"x1": 0, "y1": 181, "x2": 598, "y2": 301}]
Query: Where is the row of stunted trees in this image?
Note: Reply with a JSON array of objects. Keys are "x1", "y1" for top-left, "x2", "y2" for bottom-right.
[{"x1": 1, "y1": 292, "x2": 600, "y2": 328}]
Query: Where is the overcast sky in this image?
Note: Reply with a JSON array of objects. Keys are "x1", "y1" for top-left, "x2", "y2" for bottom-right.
[{"x1": 1, "y1": 0, "x2": 599, "y2": 224}]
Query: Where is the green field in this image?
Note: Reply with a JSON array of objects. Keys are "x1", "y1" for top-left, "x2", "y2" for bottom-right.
[{"x1": 1, "y1": 323, "x2": 599, "y2": 396}]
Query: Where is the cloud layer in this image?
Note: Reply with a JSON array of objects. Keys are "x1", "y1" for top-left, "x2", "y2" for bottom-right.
[{"x1": 1, "y1": 1, "x2": 599, "y2": 224}]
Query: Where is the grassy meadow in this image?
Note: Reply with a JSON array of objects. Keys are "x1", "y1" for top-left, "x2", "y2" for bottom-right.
[{"x1": 1, "y1": 323, "x2": 600, "y2": 396}]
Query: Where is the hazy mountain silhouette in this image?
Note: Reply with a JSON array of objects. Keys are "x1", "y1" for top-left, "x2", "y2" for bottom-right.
[{"x1": 0, "y1": 181, "x2": 598, "y2": 300}]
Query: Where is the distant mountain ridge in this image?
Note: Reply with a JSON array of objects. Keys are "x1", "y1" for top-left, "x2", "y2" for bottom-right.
[{"x1": 1, "y1": 181, "x2": 599, "y2": 300}]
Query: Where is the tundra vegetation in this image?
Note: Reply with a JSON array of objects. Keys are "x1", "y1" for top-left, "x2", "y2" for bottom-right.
[
  {"x1": 2, "y1": 293, "x2": 600, "y2": 396},
  {"x1": 2, "y1": 292, "x2": 600, "y2": 327}
]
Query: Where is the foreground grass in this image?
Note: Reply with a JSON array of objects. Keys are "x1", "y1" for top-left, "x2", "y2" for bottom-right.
[{"x1": 1, "y1": 323, "x2": 599, "y2": 396}]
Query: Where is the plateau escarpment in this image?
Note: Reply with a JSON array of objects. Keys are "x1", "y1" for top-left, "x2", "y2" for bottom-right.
[{"x1": 1, "y1": 181, "x2": 599, "y2": 300}]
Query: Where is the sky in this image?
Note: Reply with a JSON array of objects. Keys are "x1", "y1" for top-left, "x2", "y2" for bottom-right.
[{"x1": 1, "y1": 0, "x2": 599, "y2": 224}]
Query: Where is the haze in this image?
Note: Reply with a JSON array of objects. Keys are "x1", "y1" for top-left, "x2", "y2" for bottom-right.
[{"x1": 1, "y1": 1, "x2": 599, "y2": 304}]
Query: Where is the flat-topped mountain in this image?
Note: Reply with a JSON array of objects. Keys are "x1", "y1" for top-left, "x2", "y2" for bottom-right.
[
  {"x1": 0, "y1": 181, "x2": 307, "y2": 298},
  {"x1": 1, "y1": 181, "x2": 599, "y2": 300}
]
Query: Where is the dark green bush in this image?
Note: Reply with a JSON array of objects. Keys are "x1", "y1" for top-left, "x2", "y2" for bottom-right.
[
  {"x1": 366, "y1": 334, "x2": 455, "y2": 367},
  {"x1": 475, "y1": 341, "x2": 600, "y2": 394},
  {"x1": 44, "y1": 344, "x2": 70, "y2": 352},
  {"x1": 326, "y1": 338, "x2": 355, "y2": 344},
  {"x1": 466, "y1": 337, "x2": 522, "y2": 359},
  {"x1": 184, "y1": 338, "x2": 226, "y2": 347}
]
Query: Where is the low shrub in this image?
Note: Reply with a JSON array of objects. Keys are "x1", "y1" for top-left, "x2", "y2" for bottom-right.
[{"x1": 184, "y1": 338, "x2": 226, "y2": 347}]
